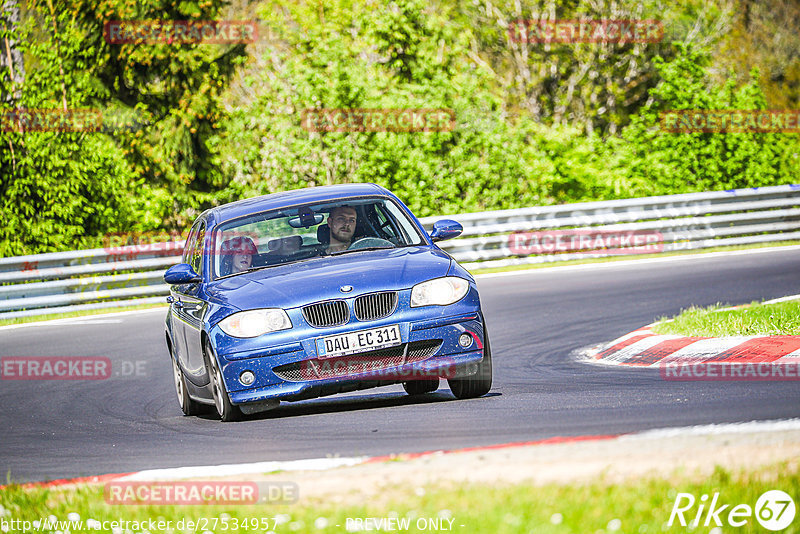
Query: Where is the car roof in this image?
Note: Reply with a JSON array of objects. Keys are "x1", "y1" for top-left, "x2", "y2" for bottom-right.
[{"x1": 204, "y1": 183, "x2": 391, "y2": 225}]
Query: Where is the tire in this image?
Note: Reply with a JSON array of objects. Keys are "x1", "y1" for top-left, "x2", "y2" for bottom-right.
[
  {"x1": 171, "y1": 355, "x2": 206, "y2": 416},
  {"x1": 205, "y1": 340, "x2": 242, "y2": 422},
  {"x1": 403, "y1": 378, "x2": 439, "y2": 395},
  {"x1": 448, "y1": 326, "x2": 493, "y2": 399}
]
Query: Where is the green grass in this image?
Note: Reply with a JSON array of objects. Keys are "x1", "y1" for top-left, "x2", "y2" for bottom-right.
[
  {"x1": 0, "y1": 303, "x2": 167, "y2": 327},
  {"x1": 469, "y1": 240, "x2": 800, "y2": 275},
  {"x1": 1, "y1": 463, "x2": 798, "y2": 533},
  {"x1": 653, "y1": 299, "x2": 800, "y2": 337}
]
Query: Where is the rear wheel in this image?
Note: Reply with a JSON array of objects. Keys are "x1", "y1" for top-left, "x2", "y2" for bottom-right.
[
  {"x1": 448, "y1": 326, "x2": 493, "y2": 399},
  {"x1": 171, "y1": 355, "x2": 206, "y2": 416},
  {"x1": 403, "y1": 378, "x2": 439, "y2": 395},
  {"x1": 205, "y1": 340, "x2": 242, "y2": 422}
]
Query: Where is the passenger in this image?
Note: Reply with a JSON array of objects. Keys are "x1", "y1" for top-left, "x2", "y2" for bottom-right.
[{"x1": 220, "y1": 236, "x2": 258, "y2": 276}]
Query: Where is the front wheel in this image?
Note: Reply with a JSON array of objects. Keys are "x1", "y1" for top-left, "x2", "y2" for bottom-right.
[
  {"x1": 172, "y1": 355, "x2": 207, "y2": 416},
  {"x1": 448, "y1": 327, "x2": 493, "y2": 399},
  {"x1": 205, "y1": 340, "x2": 242, "y2": 422}
]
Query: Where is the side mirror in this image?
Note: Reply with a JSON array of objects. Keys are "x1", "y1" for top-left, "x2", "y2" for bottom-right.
[
  {"x1": 429, "y1": 219, "x2": 463, "y2": 242},
  {"x1": 164, "y1": 263, "x2": 201, "y2": 285}
]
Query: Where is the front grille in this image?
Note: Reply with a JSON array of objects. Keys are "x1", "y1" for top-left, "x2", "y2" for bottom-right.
[
  {"x1": 273, "y1": 340, "x2": 442, "y2": 382},
  {"x1": 354, "y1": 291, "x2": 398, "y2": 321},
  {"x1": 302, "y1": 300, "x2": 349, "y2": 327}
]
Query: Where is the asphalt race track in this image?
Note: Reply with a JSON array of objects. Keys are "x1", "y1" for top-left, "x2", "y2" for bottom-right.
[{"x1": 3, "y1": 248, "x2": 800, "y2": 483}]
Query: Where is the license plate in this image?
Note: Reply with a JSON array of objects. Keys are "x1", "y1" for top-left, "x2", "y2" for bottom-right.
[{"x1": 315, "y1": 325, "x2": 402, "y2": 359}]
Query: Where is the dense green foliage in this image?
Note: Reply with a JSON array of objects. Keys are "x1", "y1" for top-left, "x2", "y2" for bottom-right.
[
  {"x1": 619, "y1": 44, "x2": 800, "y2": 195},
  {"x1": 0, "y1": 0, "x2": 247, "y2": 255},
  {"x1": 1, "y1": 0, "x2": 799, "y2": 255}
]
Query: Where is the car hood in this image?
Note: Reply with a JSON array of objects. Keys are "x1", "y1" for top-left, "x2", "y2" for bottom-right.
[{"x1": 206, "y1": 246, "x2": 453, "y2": 311}]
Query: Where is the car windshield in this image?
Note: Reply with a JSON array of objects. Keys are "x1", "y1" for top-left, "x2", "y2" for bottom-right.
[{"x1": 211, "y1": 197, "x2": 427, "y2": 279}]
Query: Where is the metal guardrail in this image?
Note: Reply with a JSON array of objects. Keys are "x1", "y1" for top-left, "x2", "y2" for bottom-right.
[{"x1": 1, "y1": 185, "x2": 799, "y2": 319}]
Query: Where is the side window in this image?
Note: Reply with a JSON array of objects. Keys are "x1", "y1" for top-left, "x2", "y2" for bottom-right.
[
  {"x1": 378, "y1": 202, "x2": 417, "y2": 243},
  {"x1": 183, "y1": 224, "x2": 200, "y2": 264},
  {"x1": 190, "y1": 223, "x2": 206, "y2": 275},
  {"x1": 385, "y1": 201, "x2": 424, "y2": 244}
]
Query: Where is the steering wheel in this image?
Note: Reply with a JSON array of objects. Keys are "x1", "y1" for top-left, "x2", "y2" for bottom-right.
[{"x1": 347, "y1": 237, "x2": 395, "y2": 250}]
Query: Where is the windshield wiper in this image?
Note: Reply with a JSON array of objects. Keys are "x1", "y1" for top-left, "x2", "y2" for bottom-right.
[
  {"x1": 330, "y1": 246, "x2": 395, "y2": 256},
  {"x1": 218, "y1": 265, "x2": 275, "y2": 278},
  {"x1": 242, "y1": 265, "x2": 275, "y2": 274}
]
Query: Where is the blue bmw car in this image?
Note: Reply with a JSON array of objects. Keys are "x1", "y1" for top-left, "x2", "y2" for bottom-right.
[{"x1": 164, "y1": 183, "x2": 492, "y2": 421}]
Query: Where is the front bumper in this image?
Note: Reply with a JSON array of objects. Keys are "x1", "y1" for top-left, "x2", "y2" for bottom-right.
[{"x1": 208, "y1": 288, "x2": 485, "y2": 405}]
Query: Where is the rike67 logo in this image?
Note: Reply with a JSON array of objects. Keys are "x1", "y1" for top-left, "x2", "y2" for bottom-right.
[{"x1": 669, "y1": 490, "x2": 796, "y2": 531}]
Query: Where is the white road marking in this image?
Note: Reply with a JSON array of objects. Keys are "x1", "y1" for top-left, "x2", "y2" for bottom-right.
[
  {"x1": 108, "y1": 419, "x2": 800, "y2": 482},
  {"x1": 118, "y1": 456, "x2": 368, "y2": 481},
  {"x1": 51, "y1": 319, "x2": 123, "y2": 325},
  {"x1": 621, "y1": 418, "x2": 800, "y2": 439},
  {"x1": 474, "y1": 244, "x2": 800, "y2": 279},
  {"x1": 599, "y1": 335, "x2": 682, "y2": 363},
  {"x1": 657, "y1": 337, "x2": 753, "y2": 364},
  {"x1": 0, "y1": 306, "x2": 167, "y2": 331},
  {"x1": 780, "y1": 347, "x2": 800, "y2": 363},
  {"x1": 763, "y1": 293, "x2": 800, "y2": 304}
]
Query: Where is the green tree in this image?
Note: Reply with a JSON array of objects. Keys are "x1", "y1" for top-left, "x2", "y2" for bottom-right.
[
  {"x1": 213, "y1": 0, "x2": 587, "y2": 215},
  {"x1": 619, "y1": 43, "x2": 800, "y2": 195},
  {"x1": 0, "y1": 0, "x2": 247, "y2": 256},
  {"x1": 453, "y1": 0, "x2": 734, "y2": 135}
]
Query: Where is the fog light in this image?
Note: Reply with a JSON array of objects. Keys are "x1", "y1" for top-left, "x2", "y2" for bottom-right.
[
  {"x1": 458, "y1": 333, "x2": 473, "y2": 348},
  {"x1": 239, "y1": 371, "x2": 255, "y2": 386}
]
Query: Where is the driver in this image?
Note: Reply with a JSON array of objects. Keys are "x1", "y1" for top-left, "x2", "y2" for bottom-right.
[{"x1": 326, "y1": 206, "x2": 357, "y2": 254}]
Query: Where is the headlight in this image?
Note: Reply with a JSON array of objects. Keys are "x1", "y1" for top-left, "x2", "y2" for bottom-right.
[
  {"x1": 410, "y1": 277, "x2": 470, "y2": 307},
  {"x1": 218, "y1": 309, "x2": 292, "y2": 338}
]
